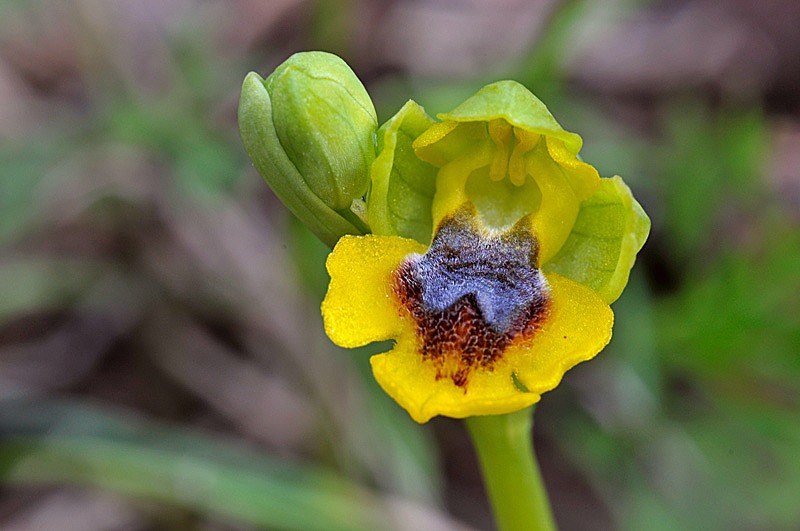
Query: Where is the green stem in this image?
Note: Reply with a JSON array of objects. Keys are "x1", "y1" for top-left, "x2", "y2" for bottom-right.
[{"x1": 465, "y1": 407, "x2": 556, "y2": 531}]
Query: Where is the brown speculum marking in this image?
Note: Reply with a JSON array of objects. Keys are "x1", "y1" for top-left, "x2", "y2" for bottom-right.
[{"x1": 392, "y1": 207, "x2": 551, "y2": 390}]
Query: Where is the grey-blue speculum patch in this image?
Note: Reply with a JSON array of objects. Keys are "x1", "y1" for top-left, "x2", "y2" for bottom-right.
[{"x1": 392, "y1": 206, "x2": 551, "y2": 389}]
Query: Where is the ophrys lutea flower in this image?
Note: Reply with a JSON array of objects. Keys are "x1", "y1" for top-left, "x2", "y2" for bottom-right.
[
  {"x1": 322, "y1": 81, "x2": 649, "y2": 423},
  {"x1": 239, "y1": 54, "x2": 649, "y2": 424}
]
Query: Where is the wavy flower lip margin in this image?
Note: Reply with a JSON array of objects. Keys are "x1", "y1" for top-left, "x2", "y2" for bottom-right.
[{"x1": 322, "y1": 220, "x2": 616, "y2": 424}]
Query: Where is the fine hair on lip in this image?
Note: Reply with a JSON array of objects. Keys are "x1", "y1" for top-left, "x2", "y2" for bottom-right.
[{"x1": 393, "y1": 206, "x2": 551, "y2": 390}]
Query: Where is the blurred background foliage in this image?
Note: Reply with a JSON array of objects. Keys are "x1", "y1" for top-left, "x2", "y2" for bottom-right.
[{"x1": 1, "y1": 0, "x2": 799, "y2": 529}]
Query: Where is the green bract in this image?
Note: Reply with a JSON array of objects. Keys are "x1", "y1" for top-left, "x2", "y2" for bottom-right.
[{"x1": 238, "y1": 51, "x2": 378, "y2": 247}]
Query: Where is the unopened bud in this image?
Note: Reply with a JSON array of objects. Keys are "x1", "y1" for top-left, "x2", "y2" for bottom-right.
[{"x1": 239, "y1": 51, "x2": 377, "y2": 246}]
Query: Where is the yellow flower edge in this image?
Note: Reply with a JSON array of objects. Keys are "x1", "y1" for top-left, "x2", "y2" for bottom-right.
[
  {"x1": 322, "y1": 234, "x2": 426, "y2": 348},
  {"x1": 322, "y1": 233, "x2": 614, "y2": 424},
  {"x1": 372, "y1": 273, "x2": 612, "y2": 422}
]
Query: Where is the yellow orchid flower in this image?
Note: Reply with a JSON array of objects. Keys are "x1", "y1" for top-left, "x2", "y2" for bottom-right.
[
  {"x1": 323, "y1": 209, "x2": 615, "y2": 423},
  {"x1": 322, "y1": 81, "x2": 649, "y2": 423}
]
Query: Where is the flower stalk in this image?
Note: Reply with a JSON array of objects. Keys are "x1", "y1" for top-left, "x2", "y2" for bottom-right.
[{"x1": 466, "y1": 408, "x2": 556, "y2": 531}]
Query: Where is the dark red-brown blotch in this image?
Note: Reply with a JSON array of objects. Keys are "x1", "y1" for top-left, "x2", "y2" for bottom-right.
[{"x1": 392, "y1": 208, "x2": 551, "y2": 390}]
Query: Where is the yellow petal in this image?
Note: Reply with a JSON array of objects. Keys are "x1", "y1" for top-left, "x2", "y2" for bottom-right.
[
  {"x1": 371, "y1": 331, "x2": 539, "y2": 423},
  {"x1": 322, "y1": 235, "x2": 426, "y2": 348},
  {"x1": 412, "y1": 120, "x2": 460, "y2": 167},
  {"x1": 413, "y1": 121, "x2": 487, "y2": 168},
  {"x1": 431, "y1": 142, "x2": 493, "y2": 228},
  {"x1": 545, "y1": 137, "x2": 600, "y2": 200},
  {"x1": 513, "y1": 272, "x2": 613, "y2": 395},
  {"x1": 525, "y1": 148, "x2": 581, "y2": 263}
]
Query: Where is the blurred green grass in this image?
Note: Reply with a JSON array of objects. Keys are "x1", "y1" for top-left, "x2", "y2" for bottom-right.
[{"x1": 1, "y1": 1, "x2": 799, "y2": 530}]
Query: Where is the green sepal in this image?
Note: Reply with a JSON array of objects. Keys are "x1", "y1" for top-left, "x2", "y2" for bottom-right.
[
  {"x1": 415, "y1": 80, "x2": 584, "y2": 166},
  {"x1": 440, "y1": 80, "x2": 582, "y2": 151},
  {"x1": 238, "y1": 71, "x2": 363, "y2": 248},
  {"x1": 543, "y1": 176, "x2": 650, "y2": 304},
  {"x1": 367, "y1": 100, "x2": 438, "y2": 245}
]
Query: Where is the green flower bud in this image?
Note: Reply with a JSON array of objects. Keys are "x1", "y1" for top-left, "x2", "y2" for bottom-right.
[{"x1": 239, "y1": 51, "x2": 378, "y2": 247}]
